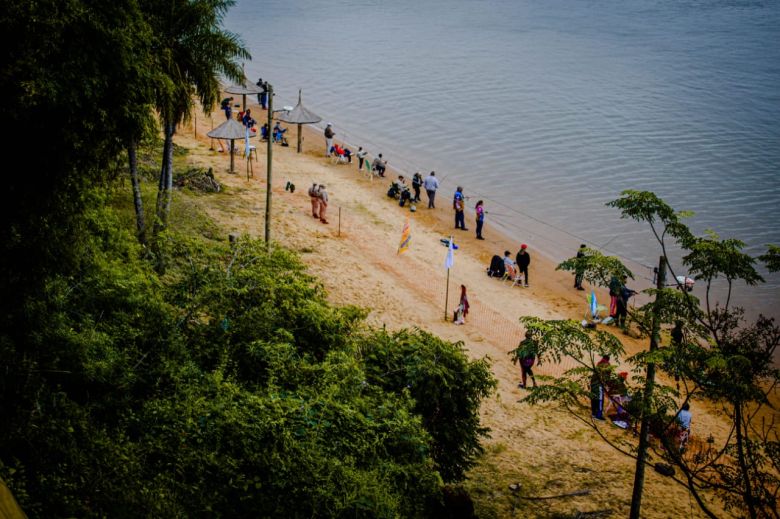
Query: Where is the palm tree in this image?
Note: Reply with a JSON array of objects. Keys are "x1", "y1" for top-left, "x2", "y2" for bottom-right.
[{"x1": 144, "y1": 0, "x2": 249, "y2": 247}]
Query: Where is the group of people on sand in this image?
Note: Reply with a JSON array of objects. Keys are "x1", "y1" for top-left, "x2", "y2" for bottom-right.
[
  {"x1": 486, "y1": 245, "x2": 532, "y2": 288},
  {"x1": 307, "y1": 183, "x2": 330, "y2": 224}
]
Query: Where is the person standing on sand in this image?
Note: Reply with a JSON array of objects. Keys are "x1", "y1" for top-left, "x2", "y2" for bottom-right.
[
  {"x1": 257, "y1": 79, "x2": 268, "y2": 110},
  {"x1": 516, "y1": 244, "x2": 530, "y2": 287},
  {"x1": 324, "y1": 124, "x2": 335, "y2": 156},
  {"x1": 317, "y1": 184, "x2": 329, "y2": 224},
  {"x1": 308, "y1": 183, "x2": 320, "y2": 219},
  {"x1": 510, "y1": 330, "x2": 538, "y2": 389},
  {"x1": 453, "y1": 285, "x2": 469, "y2": 324},
  {"x1": 412, "y1": 172, "x2": 423, "y2": 203},
  {"x1": 453, "y1": 187, "x2": 467, "y2": 231},
  {"x1": 424, "y1": 171, "x2": 439, "y2": 208},
  {"x1": 590, "y1": 354, "x2": 612, "y2": 420},
  {"x1": 574, "y1": 243, "x2": 587, "y2": 290},
  {"x1": 356, "y1": 147, "x2": 367, "y2": 169},
  {"x1": 609, "y1": 274, "x2": 621, "y2": 318},
  {"x1": 221, "y1": 96, "x2": 234, "y2": 120},
  {"x1": 475, "y1": 200, "x2": 485, "y2": 240}
]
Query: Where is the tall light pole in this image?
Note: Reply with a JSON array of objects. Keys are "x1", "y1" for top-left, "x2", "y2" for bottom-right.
[{"x1": 265, "y1": 84, "x2": 273, "y2": 250}]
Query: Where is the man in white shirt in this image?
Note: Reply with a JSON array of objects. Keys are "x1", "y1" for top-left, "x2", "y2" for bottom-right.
[{"x1": 423, "y1": 171, "x2": 439, "y2": 209}]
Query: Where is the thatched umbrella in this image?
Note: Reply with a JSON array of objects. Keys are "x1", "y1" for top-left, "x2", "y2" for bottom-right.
[
  {"x1": 274, "y1": 90, "x2": 322, "y2": 153},
  {"x1": 207, "y1": 118, "x2": 257, "y2": 173},
  {"x1": 225, "y1": 79, "x2": 264, "y2": 111}
]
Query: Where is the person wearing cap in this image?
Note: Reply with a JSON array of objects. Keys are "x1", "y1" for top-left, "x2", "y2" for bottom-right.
[
  {"x1": 516, "y1": 244, "x2": 530, "y2": 287},
  {"x1": 308, "y1": 183, "x2": 320, "y2": 219},
  {"x1": 574, "y1": 243, "x2": 587, "y2": 290},
  {"x1": 324, "y1": 124, "x2": 335, "y2": 156},
  {"x1": 317, "y1": 184, "x2": 329, "y2": 224}
]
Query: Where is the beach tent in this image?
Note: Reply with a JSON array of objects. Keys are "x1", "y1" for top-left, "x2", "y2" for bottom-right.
[
  {"x1": 207, "y1": 118, "x2": 257, "y2": 174},
  {"x1": 225, "y1": 78, "x2": 264, "y2": 111},
  {"x1": 273, "y1": 90, "x2": 322, "y2": 153}
]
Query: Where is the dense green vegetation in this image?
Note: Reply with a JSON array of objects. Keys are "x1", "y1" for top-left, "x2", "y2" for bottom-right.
[{"x1": 0, "y1": 1, "x2": 496, "y2": 516}]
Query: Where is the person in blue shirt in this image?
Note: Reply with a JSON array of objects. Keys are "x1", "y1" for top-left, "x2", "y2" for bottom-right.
[
  {"x1": 453, "y1": 187, "x2": 467, "y2": 230},
  {"x1": 242, "y1": 109, "x2": 256, "y2": 128}
]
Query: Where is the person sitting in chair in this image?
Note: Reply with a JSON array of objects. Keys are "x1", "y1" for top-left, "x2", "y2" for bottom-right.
[
  {"x1": 273, "y1": 122, "x2": 288, "y2": 144},
  {"x1": 503, "y1": 251, "x2": 518, "y2": 282},
  {"x1": 372, "y1": 154, "x2": 387, "y2": 177},
  {"x1": 242, "y1": 109, "x2": 256, "y2": 129},
  {"x1": 260, "y1": 123, "x2": 269, "y2": 141}
]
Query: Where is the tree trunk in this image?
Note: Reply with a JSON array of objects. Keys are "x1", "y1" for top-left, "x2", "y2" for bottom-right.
[
  {"x1": 629, "y1": 256, "x2": 666, "y2": 519},
  {"x1": 735, "y1": 404, "x2": 758, "y2": 519},
  {"x1": 127, "y1": 139, "x2": 146, "y2": 246},
  {"x1": 154, "y1": 120, "x2": 175, "y2": 236}
]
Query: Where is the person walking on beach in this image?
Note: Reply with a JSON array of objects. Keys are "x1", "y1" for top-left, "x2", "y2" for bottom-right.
[
  {"x1": 516, "y1": 244, "x2": 530, "y2": 287},
  {"x1": 317, "y1": 184, "x2": 329, "y2": 224},
  {"x1": 412, "y1": 172, "x2": 423, "y2": 203},
  {"x1": 324, "y1": 124, "x2": 335, "y2": 156},
  {"x1": 475, "y1": 200, "x2": 485, "y2": 240},
  {"x1": 453, "y1": 284, "x2": 469, "y2": 324},
  {"x1": 574, "y1": 243, "x2": 587, "y2": 290},
  {"x1": 453, "y1": 187, "x2": 467, "y2": 231},
  {"x1": 424, "y1": 171, "x2": 439, "y2": 208},
  {"x1": 510, "y1": 330, "x2": 538, "y2": 389},
  {"x1": 308, "y1": 183, "x2": 320, "y2": 219},
  {"x1": 356, "y1": 147, "x2": 367, "y2": 170}
]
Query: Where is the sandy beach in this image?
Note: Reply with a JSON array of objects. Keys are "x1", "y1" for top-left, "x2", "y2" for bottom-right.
[{"x1": 178, "y1": 100, "x2": 736, "y2": 517}]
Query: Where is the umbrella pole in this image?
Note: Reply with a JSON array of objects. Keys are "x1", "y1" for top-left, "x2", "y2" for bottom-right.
[
  {"x1": 297, "y1": 123, "x2": 302, "y2": 153},
  {"x1": 209, "y1": 116, "x2": 214, "y2": 150},
  {"x1": 265, "y1": 84, "x2": 273, "y2": 250},
  {"x1": 230, "y1": 139, "x2": 235, "y2": 173},
  {"x1": 242, "y1": 94, "x2": 246, "y2": 112}
]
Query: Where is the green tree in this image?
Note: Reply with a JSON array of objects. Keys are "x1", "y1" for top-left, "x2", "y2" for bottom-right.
[
  {"x1": 360, "y1": 329, "x2": 497, "y2": 482},
  {"x1": 142, "y1": 0, "x2": 249, "y2": 248},
  {"x1": 521, "y1": 191, "x2": 779, "y2": 518}
]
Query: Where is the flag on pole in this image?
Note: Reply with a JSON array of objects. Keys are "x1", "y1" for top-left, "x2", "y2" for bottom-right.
[
  {"x1": 590, "y1": 290, "x2": 598, "y2": 319},
  {"x1": 444, "y1": 235, "x2": 454, "y2": 269},
  {"x1": 245, "y1": 125, "x2": 250, "y2": 158},
  {"x1": 397, "y1": 217, "x2": 411, "y2": 254}
]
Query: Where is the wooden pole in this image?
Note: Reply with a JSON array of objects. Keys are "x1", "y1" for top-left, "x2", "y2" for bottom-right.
[
  {"x1": 241, "y1": 93, "x2": 247, "y2": 112},
  {"x1": 444, "y1": 268, "x2": 451, "y2": 321},
  {"x1": 229, "y1": 139, "x2": 235, "y2": 173},
  {"x1": 297, "y1": 123, "x2": 302, "y2": 153},
  {"x1": 265, "y1": 84, "x2": 273, "y2": 250},
  {"x1": 194, "y1": 112, "x2": 197, "y2": 138}
]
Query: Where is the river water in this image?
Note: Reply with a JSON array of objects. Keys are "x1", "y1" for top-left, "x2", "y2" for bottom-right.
[{"x1": 225, "y1": 0, "x2": 780, "y2": 319}]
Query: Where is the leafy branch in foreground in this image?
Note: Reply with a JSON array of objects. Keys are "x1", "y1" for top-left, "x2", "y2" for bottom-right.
[{"x1": 524, "y1": 191, "x2": 780, "y2": 519}]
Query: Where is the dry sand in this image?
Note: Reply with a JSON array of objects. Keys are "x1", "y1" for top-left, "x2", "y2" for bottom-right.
[{"x1": 172, "y1": 104, "x2": 740, "y2": 517}]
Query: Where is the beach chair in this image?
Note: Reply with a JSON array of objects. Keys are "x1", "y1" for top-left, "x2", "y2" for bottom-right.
[
  {"x1": 502, "y1": 263, "x2": 523, "y2": 287},
  {"x1": 363, "y1": 156, "x2": 374, "y2": 180}
]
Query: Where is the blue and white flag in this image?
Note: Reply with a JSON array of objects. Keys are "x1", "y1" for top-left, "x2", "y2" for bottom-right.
[
  {"x1": 444, "y1": 235, "x2": 454, "y2": 270},
  {"x1": 590, "y1": 290, "x2": 598, "y2": 318}
]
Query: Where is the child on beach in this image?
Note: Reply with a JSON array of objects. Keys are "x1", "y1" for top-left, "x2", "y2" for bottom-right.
[{"x1": 453, "y1": 285, "x2": 469, "y2": 324}]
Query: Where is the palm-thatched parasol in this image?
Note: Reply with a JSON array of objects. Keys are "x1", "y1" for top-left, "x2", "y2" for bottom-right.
[
  {"x1": 274, "y1": 90, "x2": 322, "y2": 153},
  {"x1": 207, "y1": 118, "x2": 257, "y2": 173},
  {"x1": 225, "y1": 78, "x2": 264, "y2": 111}
]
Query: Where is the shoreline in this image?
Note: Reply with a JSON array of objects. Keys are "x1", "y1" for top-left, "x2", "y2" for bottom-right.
[{"x1": 187, "y1": 96, "x2": 740, "y2": 517}]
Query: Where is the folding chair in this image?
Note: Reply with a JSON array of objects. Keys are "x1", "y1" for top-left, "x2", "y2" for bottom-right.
[{"x1": 363, "y1": 157, "x2": 374, "y2": 180}]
